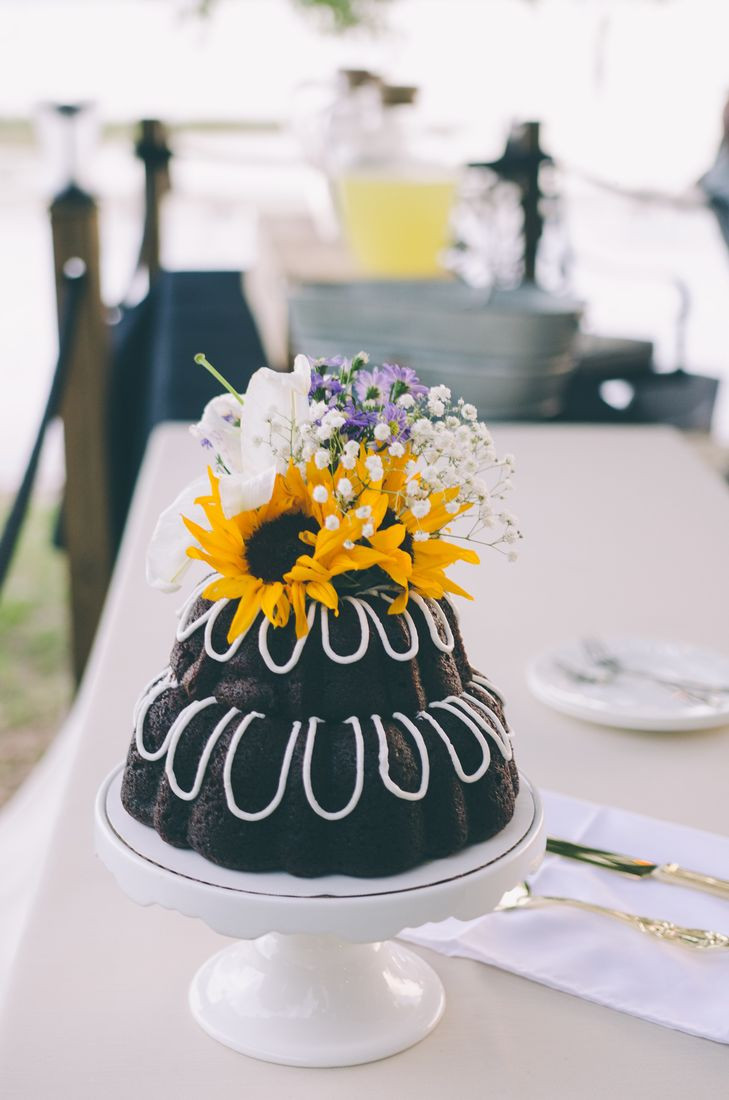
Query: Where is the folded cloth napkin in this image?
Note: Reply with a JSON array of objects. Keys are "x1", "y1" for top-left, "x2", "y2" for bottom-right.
[{"x1": 401, "y1": 790, "x2": 729, "y2": 1044}]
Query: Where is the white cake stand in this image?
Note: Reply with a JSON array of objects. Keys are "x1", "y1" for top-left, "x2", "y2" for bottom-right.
[{"x1": 95, "y1": 765, "x2": 544, "y2": 1067}]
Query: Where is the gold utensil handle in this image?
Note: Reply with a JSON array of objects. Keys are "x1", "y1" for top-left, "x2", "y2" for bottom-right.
[
  {"x1": 655, "y1": 863, "x2": 729, "y2": 901},
  {"x1": 520, "y1": 895, "x2": 729, "y2": 950}
]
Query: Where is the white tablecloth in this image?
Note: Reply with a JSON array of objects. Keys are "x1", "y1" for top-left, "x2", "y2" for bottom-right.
[{"x1": 1, "y1": 424, "x2": 728, "y2": 1098}]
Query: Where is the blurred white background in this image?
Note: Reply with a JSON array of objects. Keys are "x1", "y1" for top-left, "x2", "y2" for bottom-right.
[{"x1": 2, "y1": 0, "x2": 729, "y2": 489}]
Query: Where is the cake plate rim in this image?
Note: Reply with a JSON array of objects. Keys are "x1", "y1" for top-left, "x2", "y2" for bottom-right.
[{"x1": 95, "y1": 763, "x2": 545, "y2": 943}]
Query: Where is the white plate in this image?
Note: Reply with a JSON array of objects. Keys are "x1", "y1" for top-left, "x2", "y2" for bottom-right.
[{"x1": 527, "y1": 638, "x2": 729, "y2": 732}]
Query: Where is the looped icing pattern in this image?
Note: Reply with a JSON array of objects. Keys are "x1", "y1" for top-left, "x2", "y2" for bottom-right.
[
  {"x1": 175, "y1": 579, "x2": 456, "y2": 674},
  {"x1": 133, "y1": 671, "x2": 513, "y2": 823}
]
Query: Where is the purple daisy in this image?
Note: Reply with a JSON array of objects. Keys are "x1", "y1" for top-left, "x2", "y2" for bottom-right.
[
  {"x1": 317, "y1": 354, "x2": 347, "y2": 370},
  {"x1": 310, "y1": 370, "x2": 346, "y2": 402},
  {"x1": 379, "y1": 402, "x2": 410, "y2": 442},
  {"x1": 379, "y1": 363, "x2": 429, "y2": 398},
  {"x1": 340, "y1": 403, "x2": 379, "y2": 439},
  {"x1": 353, "y1": 369, "x2": 389, "y2": 405}
]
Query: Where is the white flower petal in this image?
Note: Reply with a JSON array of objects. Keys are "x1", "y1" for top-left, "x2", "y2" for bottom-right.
[
  {"x1": 218, "y1": 467, "x2": 276, "y2": 519},
  {"x1": 145, "y1": 475, "x2": 209, "y2": 592},
  {"x1": 292, "y1": 354, "x2": 313, "y2": 392},
  {"x1": 240, "y1": 364, "x2": 312, "y2": 476},
  {"x1": 189, "y1": 394, "x2": 243, "y2": 474}
]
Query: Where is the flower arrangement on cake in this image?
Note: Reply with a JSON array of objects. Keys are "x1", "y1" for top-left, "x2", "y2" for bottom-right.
[{"x1": 147, "y1": 352, "x2": 521, "y2": 642}]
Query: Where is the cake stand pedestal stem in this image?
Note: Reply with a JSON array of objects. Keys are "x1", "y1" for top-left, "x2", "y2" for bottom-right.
[{"x1": 188, "y1": 932, "x2": 446, "y2": 1067}]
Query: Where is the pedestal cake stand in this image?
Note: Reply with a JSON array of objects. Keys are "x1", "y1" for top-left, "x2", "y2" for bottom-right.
[{"x1": 95, "y1": 765, "x2": 544, "y2": 1067}]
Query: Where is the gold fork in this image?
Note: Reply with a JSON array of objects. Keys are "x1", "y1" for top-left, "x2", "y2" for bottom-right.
[{"x1": 496, "y1": 883, "x2": 729, "y2": 950}]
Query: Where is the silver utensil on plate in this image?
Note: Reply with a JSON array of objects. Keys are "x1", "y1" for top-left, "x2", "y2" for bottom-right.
[
  {"x1": 554, "y1": 657, "x2": 706, "y2": 704},
  {"x1": 546, "y1": 837, "x2": 729, "y2": 901},
  {"x1": 496, "y1": 883, "x2": 729, "y2": 950},
  {"x1": 582, "y1": 637, "x2": 729, "y2": 699}
]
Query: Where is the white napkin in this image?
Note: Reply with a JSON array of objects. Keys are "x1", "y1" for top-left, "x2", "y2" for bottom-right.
[{"x1": 402, "y1": 790, "x2": 729, "y2": 1043}]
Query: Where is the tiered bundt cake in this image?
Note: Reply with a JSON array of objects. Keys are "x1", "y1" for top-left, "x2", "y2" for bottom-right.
[{"x1": 121, "y1": 582, "x2": 518, "y2": 878}]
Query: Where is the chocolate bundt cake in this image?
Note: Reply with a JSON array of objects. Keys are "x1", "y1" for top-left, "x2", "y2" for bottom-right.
[{"x1": 121, "y1": 579, "x2": 518, "y2": 878}]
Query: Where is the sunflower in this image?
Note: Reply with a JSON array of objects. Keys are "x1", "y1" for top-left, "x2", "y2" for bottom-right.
[
  {"x1": 183, "y1": 467, "x2": 386, "y2": 641},
  {"x1": 386, "y1": 486, "x2": 479, "y2": 615},
  {"x1": 341, "y1": 444, "x2": 478, "y2": 614}
]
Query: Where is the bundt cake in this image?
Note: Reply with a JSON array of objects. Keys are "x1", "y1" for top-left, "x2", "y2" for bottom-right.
[
  {"x1": 122, "y1": 351, "x2": 523, "y2": 879},
  {"x1": 121, "y1": 580, "x2": 517, "y2": 877}
]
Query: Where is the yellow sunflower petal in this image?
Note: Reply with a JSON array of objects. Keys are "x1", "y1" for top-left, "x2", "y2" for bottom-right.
[
  {"x1": 286, "y1": 555, "x2": 330, "y2": 584},
  {"x1": 368, "y1": 524, "x2": 406, "y2": 552},
  {"x1": 387, "y1": 586, "x2": 410, "y2": 615},
  {"x1": 414, "y1": 539, "x2": 480, "y2": 567},
  {"x1": 290, "y1": 582, "x2": 309, "y2": 638},
  {"x1": 376, "y1": 548, "x2": 412, "y2": 588},
  {"x1": 328, "y1": 546, "x2": 385, "y2": 575},
  {"x1": 227, "y1": 584, "x2": 263, "y2": 642},
  {"x1": 442, "y1": 576, "x2": 474, "y2": 600},
  {"x1": 203, "y1": 575, "x2": 258, "y2": 602},
  {"x1": 262, "y1": 582, "x2": 291, "y2": 628},
  {"x1": 306, "y1": 580, "x2": 339, "y2": 612}
]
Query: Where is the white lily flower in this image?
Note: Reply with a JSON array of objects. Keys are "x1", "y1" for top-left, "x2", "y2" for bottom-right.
[
  {"x1": 147, "y1": 356, "x2": 314, "y2": 591},
  {"x1": 236, "y1": 356, "x2": 311, "y2": 499},
  {"x1": 145, "y1": 474, "x2": 209, "y2": 592},
  {"x1": 189, "y1": 393, "x2": 243, "y2": 475}
]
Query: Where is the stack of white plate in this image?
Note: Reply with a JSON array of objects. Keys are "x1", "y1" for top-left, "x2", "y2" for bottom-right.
[{"x1": 289, "y1": 281, "x2": 582, "y2": 419}]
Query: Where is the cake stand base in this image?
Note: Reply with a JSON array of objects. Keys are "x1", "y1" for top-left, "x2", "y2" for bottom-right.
[
  {"x1": 189, "y1": 933, "x2": 444, "y2": 1067},
  {"x1": 96, "y1": 765, "x2": 544, "y2": 1067}
]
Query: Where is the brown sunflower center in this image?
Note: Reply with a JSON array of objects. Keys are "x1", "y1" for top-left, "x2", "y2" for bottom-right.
[{"x1": 245, "y1": 512, "x2": 318, "y2": 583}]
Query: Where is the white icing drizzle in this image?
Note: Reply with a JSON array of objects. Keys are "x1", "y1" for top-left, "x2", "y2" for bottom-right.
[
  {"x1": 357, "y1": 597, "x2": 420, "y2": 661},
  {"x1": 224, "y1": 713, "x2": 301, "y2": 821},
  {"x1": 134, "y1": 678, "x2": 513, "y2": 819},
  {"x1": 320, "y1": 598, "x2": 370, "y2": 664},
  {"x1": 409, "y1": 592, "x2": 455, "y2": 652},
  {"x1": 459, "y1": 691, "x2": 513, "y2": 759},
  {"x1": 133, "y1": 668, "x2": 170, "y2": 727},
  {"x1": 175, "y1": 576, "x2": 215, "y2": 640},
  {"x1": 203, "y1": 599, "x2": 253, "y2": 662},
  {"x1": 258, "y1": 602, "x2": 318, "y2": 674},
  {"x1": 138, "y1": 693, "x2": 216, "y2": 763},
  {"x1": 172, "y1": 586, "x2": 456, "y2": 673},
  {"x1": 419, "y1": 703, "x2": 492, "y2": 783},
  {"x1": 133, "y1": 669, "x2": 177, "y2": 758},
  {"x1": 302, "y1": 716, "x2": 365, "y2": 820},
  {"x1": 470, "y1": 671, "x2": 505, "y2": 706},
  {"x1": 166, "y1": 705, "x2": 240, "y2": 800},
  {"x1": 372, "y1": 713, "x2": 430, "y2": 800}
]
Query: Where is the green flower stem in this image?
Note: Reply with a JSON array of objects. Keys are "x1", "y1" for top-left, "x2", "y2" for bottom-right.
[{"x1": 194, "y1": 353, "x2": 244, "y2": 405}]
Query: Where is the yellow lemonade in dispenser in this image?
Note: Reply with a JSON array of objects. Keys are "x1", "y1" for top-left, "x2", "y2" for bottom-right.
[{"x1": 338, "y1": 170, "x2": 457, "y2": 278}]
